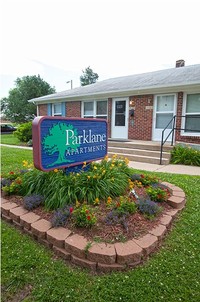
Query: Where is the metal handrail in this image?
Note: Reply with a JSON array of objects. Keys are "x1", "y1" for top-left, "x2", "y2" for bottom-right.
[{"x1": 160, "y1": 115, "x2": 200, "y2": 164}]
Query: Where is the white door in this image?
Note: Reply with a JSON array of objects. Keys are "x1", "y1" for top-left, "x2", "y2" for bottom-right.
[
  {"x1": 112, "y1": 98, "x2": 129, "y2": 139},
  {"x1": 153, "y1": 94, "x2": 176, "y2": 141}
]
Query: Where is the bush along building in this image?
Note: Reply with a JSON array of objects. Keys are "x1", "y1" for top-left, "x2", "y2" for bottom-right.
[{"x1": 29, "y1": 61, "x2": 200, "y2": 164}]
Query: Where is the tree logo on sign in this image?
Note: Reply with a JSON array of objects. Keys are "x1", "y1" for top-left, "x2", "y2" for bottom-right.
[{"x1": 42, "y1": 123, "x2": 79, "y2": 167}]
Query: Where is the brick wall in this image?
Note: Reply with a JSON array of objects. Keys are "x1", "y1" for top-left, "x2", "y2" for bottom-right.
[
  {"x1": 175, "y1": 92, "x2": 200, "y2": 144},
  {"x1": 66, "y1": 101, "x2": 81, "y2": 117},
  {"x1": 128, "y1": 95, "x2": 153, "y2": 140},
  {"x1": 38, "y1": 104, "x2": 48, "y2": 116}
]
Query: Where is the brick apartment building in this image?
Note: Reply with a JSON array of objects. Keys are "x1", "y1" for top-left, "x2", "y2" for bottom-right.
[{"x1": 29, "y1": 61, "x2": 200, "y2": 145}]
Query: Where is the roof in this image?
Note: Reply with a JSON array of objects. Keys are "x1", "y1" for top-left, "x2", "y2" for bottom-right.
[{"x1": 29, "y1": 64, "x2": 200, "y2": 103}]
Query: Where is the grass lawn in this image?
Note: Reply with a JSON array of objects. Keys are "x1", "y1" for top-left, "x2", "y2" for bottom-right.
[
  {"x1": 0, "y1": 133, "x2": 25, "y2": 146},
  {"x1": 1, "y1": 146, "x2": 200, "y2": 302},
  {"x1": 1, "y1": 146, "x2": 33, "y2": 174}
]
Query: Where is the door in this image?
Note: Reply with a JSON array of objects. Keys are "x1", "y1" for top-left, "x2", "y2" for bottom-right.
[
  {"x1": 112, "y1": 98, "x2": 128, "y2": 139},
  {"x1": 153, "y1": 94, "x2": 176, "y2": 141}
]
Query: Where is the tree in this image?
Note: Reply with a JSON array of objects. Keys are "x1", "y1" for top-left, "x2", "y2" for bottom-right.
[
  {"x1": 2, "y1": 75, "x2": 55, "y2": 123},
  {"x1": 80, "y1": 66, "x2": 99, "y2": 86}
]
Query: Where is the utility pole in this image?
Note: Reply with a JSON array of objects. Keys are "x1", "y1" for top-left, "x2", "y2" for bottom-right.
[{"x1": 66, "y1": 80, "x2": 73, "y2": 89}]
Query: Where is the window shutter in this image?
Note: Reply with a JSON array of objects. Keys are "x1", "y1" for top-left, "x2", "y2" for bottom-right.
[
  {"x1": 47, "y1": 104, "x2": 52, "y2": 116},
  {"x1": 61, "y1": 102, "x2": 66, "y2": 116}
]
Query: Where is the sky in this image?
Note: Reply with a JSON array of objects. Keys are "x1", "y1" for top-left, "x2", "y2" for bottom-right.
[{"x1": 0, "y1": 0, "x2": 200, "y2": 99}]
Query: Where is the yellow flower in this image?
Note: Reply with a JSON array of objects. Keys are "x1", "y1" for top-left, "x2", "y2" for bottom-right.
[
  {"x1": 94, "y1": 198, "x2": 100, "y2": 205},
  {"x1": 87, "y1": 176, "x2": 91, "y2": 179},
  {"x1": 93, "y1": 175, "x2": 97, "y2": 179},
  {"x1": 93, "y1": 166, "x2": 97, "y2": 170},
  {"x1": 111, "y1": 164, "x2": 115, "y2": 168},
  {"x1": 112, "y1": 154, "x2": 117, "y2": 159},
  {"x1": 107, "y1": 196, "x2": 112, "y2": 205},
  {"x1": 76, "y1": 173, "x2": 80, "y2": 176},
  {"x1": 54, "y1": 168, "x2": 59, "y2": 173},
  {"x1": 125, "y1": 157, "x2": 129, "y2": 165},
  {"x1": 104, "y1": 155, "x2": 108, "y2": 161},
  {"x1": 22, "y1": 160, "x2": 28, "y2": 167}
]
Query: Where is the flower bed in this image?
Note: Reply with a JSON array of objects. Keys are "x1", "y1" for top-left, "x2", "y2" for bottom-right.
[
  {"x1": 2, "y1": 156, "x2": 174, "y2": 244},
  {"x1": 1, "y1": 156, "x2": 186, "y2": 272}
]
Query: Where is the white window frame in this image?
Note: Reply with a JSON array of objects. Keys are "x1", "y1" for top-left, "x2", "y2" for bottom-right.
[
  {"x1": 52, "y1": 103, "x2": 62, "y2": 116},
  {"x1": 181, "y1": 93, "x2": 200, "y2": 137},
  {"x1": 82, "y1": 100, "x2": 108, "y2": 119}
]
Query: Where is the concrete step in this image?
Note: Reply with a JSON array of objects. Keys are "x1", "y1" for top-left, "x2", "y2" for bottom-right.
[
  {"x1": 108, "y1": 140, "x2": 172, "y2": 152},
  {"x1": 107, "y1": 140, "x2": 172, "y2": 165},
  {"x1": 108, "y1": 152, "x2": 170, "y2": 165},
  {"x1": 108, "y1": 146, "x2": 171, "y2": 159}
]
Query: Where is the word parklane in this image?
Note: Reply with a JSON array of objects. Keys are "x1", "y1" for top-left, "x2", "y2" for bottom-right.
[{"x1": 66, "y1": 129, "x2": 106, "y2": 145}]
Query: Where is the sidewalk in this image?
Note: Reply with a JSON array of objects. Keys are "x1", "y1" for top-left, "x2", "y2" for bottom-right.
[
  {"x1": 128, "y1": 161, "x2": 200, "y2": 176},
  {"x1": 1, "y1": 144, "x2": 200, "y2": 176}
]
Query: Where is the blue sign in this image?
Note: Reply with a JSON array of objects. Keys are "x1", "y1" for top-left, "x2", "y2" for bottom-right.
[{"x1": 33, "y1": 117, "x2": 108, "y2": 171}]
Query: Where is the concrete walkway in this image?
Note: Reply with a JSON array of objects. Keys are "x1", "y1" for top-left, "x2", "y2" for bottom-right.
[
  {"x1": 1, "y1": 144, "x2": 200, "y2": 176},
  {"x1": 128, "y1": 161, "x2": 200, "y2": 176}
]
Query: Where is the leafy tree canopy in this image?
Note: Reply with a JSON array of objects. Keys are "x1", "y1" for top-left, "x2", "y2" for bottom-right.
[
  {"x1": 1, "y1": 75, "x2": 56, "y2": 123},
  {"x1": 80, "y1": 66, "x2": 99, "y2": 86}
]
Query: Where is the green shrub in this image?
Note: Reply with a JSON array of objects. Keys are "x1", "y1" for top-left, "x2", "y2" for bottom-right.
[
  {"x1": 20, "y1": 156, "x2": 131, "y2": 210},
  {"x1": 14, "y1": 122, "x2": 32, "y2": 142},
  {"x1": 114, "y1": 196, "x2": 137, "y2": 216},
  {"x1": 72, "y1": 204, "x2": 97, "y2": 227},
  {"x1": 131, "y1": 173, "x2": 159, "y2": 186},
  {"x1": 2, "y1": 176, "x2": 23, "y2": 195},
  {"x1": 145, "y1": 186, "x2": 170, "y2": 202},
  {"x1": 170, "y1": 144, "x2": 200, "y2": 166}
]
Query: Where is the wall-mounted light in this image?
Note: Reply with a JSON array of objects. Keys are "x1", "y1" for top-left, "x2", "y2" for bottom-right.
[{"x1": 129, "y1": 99, "x2": 135, "y2": 106}]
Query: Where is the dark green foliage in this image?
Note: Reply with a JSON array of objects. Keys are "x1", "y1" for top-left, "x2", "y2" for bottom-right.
[
  {"x1": 80, "y1": 66, "x2": 99, "y2": 86},
  {"x1": 21, "y1": 157, "x2": 131, "y2": 210},
  {"x1": 3, "y1": 75, "x2": 55, "y2": 123},
  {"x1": 14, "y1": 122, "x2": 32, "y2": 142},
  {"x1": 171, "y1": 144, "x2": 200, "y2": 166}
]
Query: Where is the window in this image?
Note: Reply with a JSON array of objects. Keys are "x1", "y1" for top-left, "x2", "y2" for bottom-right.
[
  {"x1": 47, "y1": 102, "x2": 66, "y2": 116},
  {"x1": 83, "y1": 100, "x2": 107, "y2": 119},
  {"x1": 52, "y1": 103, "x2": 62, "y2": 116},
  {"x1": 155, "y1": 95, "x2": 175, "y2": 129},
  {"x1": 183, "y1": 93, "x2": 200, "y2": 135},
  {"x1": 84, "y1": 102, "x2": 94, "y2": 118}
]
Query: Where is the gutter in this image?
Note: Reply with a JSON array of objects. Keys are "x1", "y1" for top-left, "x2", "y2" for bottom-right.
[{"x1": 29, "y1": 82, "x2": 200, "y2": 104}]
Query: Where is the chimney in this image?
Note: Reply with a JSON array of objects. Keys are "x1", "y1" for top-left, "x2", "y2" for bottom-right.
[{"x1": 176, "y1": 59, "x2": 185, "y2": 68}]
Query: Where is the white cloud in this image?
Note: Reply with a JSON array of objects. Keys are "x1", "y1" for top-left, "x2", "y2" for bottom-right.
[{"x1": 1, "y1": 0, "x2": 200, "y2": 98}]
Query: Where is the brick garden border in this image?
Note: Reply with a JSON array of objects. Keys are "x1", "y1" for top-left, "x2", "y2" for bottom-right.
[{"x1": 1, "y1": 182, "x2": 186, "y2": 273}]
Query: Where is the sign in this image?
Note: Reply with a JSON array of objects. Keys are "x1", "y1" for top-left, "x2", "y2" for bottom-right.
[{"x1": 32, "y1": 116, "x2": 108, "y2": 171}]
